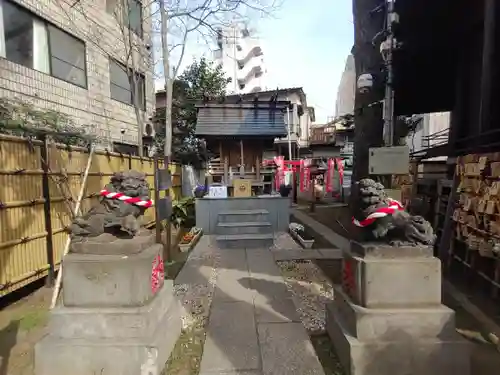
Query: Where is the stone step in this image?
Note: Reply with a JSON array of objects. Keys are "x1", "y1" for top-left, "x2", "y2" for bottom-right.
[
  {"x1": 216, "y1": 233, "x2": 274, "y2": 249},
  {"x1": 216, "y1": 221, "x2": 273, "y2": 235},
  {"x1": 218, "y1": 209, "x2": 270, "y2": 223}
]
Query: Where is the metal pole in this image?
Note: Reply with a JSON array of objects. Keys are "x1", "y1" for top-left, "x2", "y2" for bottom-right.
[
  {"x1": 382, "y1": 0, "x2": 395, "y2": 147},
  {"x1": 286, "y1": 102, "x2": 292, "y2": 160}
]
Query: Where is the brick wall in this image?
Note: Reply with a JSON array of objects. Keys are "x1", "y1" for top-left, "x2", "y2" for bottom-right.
[{"x1": 0, "y1": 0, "x2": 154, "y2": 148}]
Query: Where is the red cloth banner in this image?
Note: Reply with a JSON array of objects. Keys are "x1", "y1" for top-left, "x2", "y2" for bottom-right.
[
  {"x1": 335, "y1": 158, "x2": 344, "y2": 187},
  {"x1": 299, "y1": 160, "x2": 307, "y2": 192},
  {"x1": 303, "y1": 159, "x2": 311, "y2": 191},
  {"x1": 273, "y1": 156, "x2": 285, "y2": 190},
  {"x1": 325, "y1": 159, "x2": 335, "y2": 193}
]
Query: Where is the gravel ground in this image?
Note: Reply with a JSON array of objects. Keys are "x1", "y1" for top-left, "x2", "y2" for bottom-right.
[
  {"x1": 277, "y1": 259, "x2": 334, "y2": 335},
  {"x1": 271, "y1": 232, "x2": 302, "y2": 251},
  {"x1": 166, "y1": 244, "x2": 221, "y2": 375}
]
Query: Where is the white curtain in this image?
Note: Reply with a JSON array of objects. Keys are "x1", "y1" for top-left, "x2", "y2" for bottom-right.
[{"x1": 33, "y1": 18, "x2": 49, "y2": 73}]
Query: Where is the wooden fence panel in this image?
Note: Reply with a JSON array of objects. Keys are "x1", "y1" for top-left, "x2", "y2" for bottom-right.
[
  {"x1": 0, "y1": 136, "x2": 48, "y2": 296},
  {"x1": 0, "y1": 136, "x2": 183, "y2": 297}
]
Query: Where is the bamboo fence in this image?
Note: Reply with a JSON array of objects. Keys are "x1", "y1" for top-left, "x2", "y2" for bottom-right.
[{"x1": 0, "y1": 134, "x2": 182, "y2": 297}]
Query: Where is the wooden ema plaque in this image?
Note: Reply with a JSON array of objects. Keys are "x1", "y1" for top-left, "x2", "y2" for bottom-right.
[{"x1": 233, "y1": 179, "x2": 252, "y2": 197}]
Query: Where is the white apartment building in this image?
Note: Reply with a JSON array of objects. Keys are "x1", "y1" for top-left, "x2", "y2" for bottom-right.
[
  {"x1": 335, "y1": 54, "x2": 355, "y2": 118},
  {"x1": 0, "y1": 0, "x2": 155, "y2": 152},
  {"x1": 408, "y1": 112, "x2": 450, "y2": 159},
  {"x1": 213, "y1": 22, "x2": 267, "y2": 94}
]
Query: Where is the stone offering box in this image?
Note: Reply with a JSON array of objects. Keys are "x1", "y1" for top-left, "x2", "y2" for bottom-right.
[
  {"x1": 327, "y1": 242, "x2": 471, "y2": 375},
  {"x1": 35, "y1": 243, "x2": 181, "y2": 375}
]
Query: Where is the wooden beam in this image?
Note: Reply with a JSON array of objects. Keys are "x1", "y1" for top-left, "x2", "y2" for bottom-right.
[{"x1": 478, "y1": 0, "x2": 497, "y2": 135}]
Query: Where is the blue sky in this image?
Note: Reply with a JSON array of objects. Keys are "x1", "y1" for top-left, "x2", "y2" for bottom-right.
[{"x1": 155, "y1": 0, "x2": 354, "y2": 123}]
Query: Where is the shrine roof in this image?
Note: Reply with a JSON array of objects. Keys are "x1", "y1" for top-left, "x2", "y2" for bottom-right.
[{"x1": 195, "y1": 102, "x2": 288, "y2": 137}]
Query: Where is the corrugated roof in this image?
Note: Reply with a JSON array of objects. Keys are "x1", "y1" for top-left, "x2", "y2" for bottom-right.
[{"x1": 195, "y1": 104, "x2": 287, "y2": 137}]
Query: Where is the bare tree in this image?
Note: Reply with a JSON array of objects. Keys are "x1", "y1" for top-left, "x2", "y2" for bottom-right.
[
  {"x1": 111, "y1": 0, "x2": 153, "y2": 157},
  {"x1": 155, "y1": 0, "x2": 281, "y2": 162}
]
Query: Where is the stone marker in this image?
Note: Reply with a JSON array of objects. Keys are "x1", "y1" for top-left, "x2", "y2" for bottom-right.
[
  {"x1": 34, "y1": 171, "x2": 181, "y2": 375},
  {"x1": 325, "y1": 180, "x2": 470, "y2": 375}
]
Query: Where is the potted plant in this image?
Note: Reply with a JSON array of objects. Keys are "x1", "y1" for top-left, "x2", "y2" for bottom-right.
[
  {"x1": 179, "y1": 227, "x2": 203, "y2": 252},
  {"x1": 289, "y1": 222, "x2": 315, "y2": 248},
  {"x1": 170, "y1": 196, "x2": 201, "y2": 250},
  {"x1": 170, "y1": 196, "x2": 196, "y2": 229},
  {"x1": 193, "y1": 184, "x2": 206, "y2": 198}
]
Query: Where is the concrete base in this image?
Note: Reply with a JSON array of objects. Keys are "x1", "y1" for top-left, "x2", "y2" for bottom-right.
[
  {"x1": 326, "y1": 241, "x2": 471, "y2": 375},
  {"x1": 196, "y1": 196, "x2": 290, "y2": 234},
  {"x1": 326, "y1": 301, "x2": 470, "y2": 375},
  {"x1": 63, "y1": 244, "x2": 164, "y2": 308},
  {"x1": 34, "y1": 282, "x2": 181, "y2": 375}
]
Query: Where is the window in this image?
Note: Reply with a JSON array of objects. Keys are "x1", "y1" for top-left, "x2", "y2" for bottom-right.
[
  {"x1": 47, "y1": 25, "x2": 86, "y2": 87},
  {"x1": 109, "y1": 58, "x2": 146, "y2": 110},
  {"x1": 0, "y1": 0, "x2": 87, "y2": 88},
  {"x1": 106, "y1": 0, "x2": 143, "y2": 38}
]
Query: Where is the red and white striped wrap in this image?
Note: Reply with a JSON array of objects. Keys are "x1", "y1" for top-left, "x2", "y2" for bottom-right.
[
  {"x1": 352, "y1": 199, "x2": 404, "y2": 227},
  {"x1": 100, "y1": 189, "x2": 154, "y2": 208}
]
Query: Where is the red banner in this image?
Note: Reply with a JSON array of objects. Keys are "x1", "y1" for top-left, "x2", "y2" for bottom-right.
[
  {"x1": 274, "y1": 156, "x2": 285, "y2": 190},
  {"x1": 335, "y1": 158, "x2": 344, "y2": 187},
  {"x1": 325, "y1": 159, "x2": 335, "y2": 193},
  {"x1": 299, "y1": 160, "x2": 306, "y2": 192}
]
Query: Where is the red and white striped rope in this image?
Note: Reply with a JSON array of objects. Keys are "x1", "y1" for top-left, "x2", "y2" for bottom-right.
[
  {"x1": 352, "y1": 199, "x2": 404, "y2": 227},
  {"x1": 100, "y1": 189, "x2": 154, "y2": 208}
]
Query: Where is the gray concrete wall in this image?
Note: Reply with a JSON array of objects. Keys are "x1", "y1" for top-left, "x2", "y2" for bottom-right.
[{"x1": 196, "y1": 196, "x2": 290, "y2": 234}]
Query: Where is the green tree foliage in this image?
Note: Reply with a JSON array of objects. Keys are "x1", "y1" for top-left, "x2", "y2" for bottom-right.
[{"x1": 155, "y1": 57, "x2": 231, "y2": 167}]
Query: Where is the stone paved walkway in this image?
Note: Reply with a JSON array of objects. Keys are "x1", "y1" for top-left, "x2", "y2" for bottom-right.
[{"x1": 189, "y1": 235, "x2": 326, "y2": 375}]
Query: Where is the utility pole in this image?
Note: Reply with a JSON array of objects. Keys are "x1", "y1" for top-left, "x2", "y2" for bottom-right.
[
  {"x1": 286, "y1": 98, "x2": 292, "y2": 160},
  {"x1": 351, "y1": 0, "x2": 386, "y2": 185},
  {"x1": 382, "y1": 0, "x2": 396, "y2": 147}
]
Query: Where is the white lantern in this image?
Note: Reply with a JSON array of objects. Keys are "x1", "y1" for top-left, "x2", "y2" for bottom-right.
[{"x1": 356, "y1": 73, "x2": 374, "y2": 93}]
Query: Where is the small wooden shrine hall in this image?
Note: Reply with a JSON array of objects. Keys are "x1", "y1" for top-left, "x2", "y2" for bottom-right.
[{"x1": 195, "y1": 97, "x2": 288, "y2": 177}]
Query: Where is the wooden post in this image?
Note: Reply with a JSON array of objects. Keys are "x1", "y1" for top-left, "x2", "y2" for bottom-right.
[
  {"x1": 310, "y1": 176, "x2": 316, "y2": 213},
  {"x1": 40, "y1": 135, "x2": 55, "y2": 286},
  {"x1": 154, "y1": 157, "x2": 162, "y2": 245},
  {"x1": 256, "y1": 156, "x2": 261, "y2": 181},
  {"x1": 163, "y1": 157, "x2": 171, "y2": 264},
  {"x1": 239, "y1": 140, "x2": 244, "y2": 176},
  {"x1": 478, "y1": 0, "x2": 496, "y2": 137},
  {"x1": 223, "y1": 156, "x2": 229, "y2": 185}
]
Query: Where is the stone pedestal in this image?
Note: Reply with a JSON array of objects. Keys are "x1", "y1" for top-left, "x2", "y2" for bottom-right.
[
  {"x1": 34, "y1": 244, "x2": 182, "y2": 375},
  {"x1": 326, "y1": 242, "x2": 470, "y2": 375}
]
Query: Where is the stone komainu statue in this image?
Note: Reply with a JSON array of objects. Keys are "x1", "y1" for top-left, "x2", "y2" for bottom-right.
[
  {"x1": 351, "y1": 178, "x2": 436, "y2": 246},
  {"x1": 70, "y1": 170, "x2": 152, "y2": 241}
]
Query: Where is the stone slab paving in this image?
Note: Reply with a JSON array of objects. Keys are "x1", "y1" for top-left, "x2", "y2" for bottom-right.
[
  {"x1": 272, "y1": 248, "x2": 342, "y2": 261},
  {"x1": 258, "y1": 322, "x2": 327, "y2": 375},
  {"x1": 198, "y1": 236, "x2": 326, "y2": 375}
]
